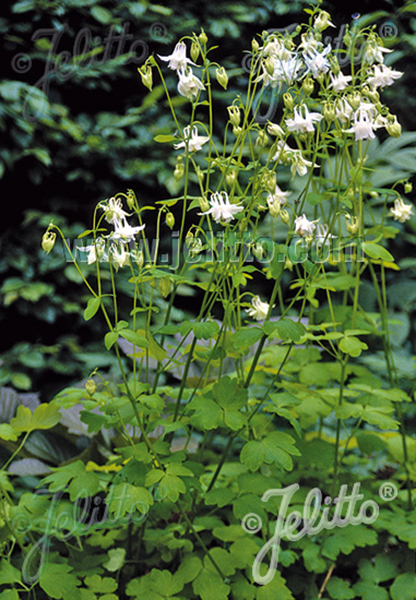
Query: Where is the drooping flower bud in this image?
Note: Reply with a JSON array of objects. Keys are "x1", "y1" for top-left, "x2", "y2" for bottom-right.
[
  {"x1": 405, "y1": 182, "x2": 413, "y2": 194},
  {"x1": 255, "y1": 130, "x2": 268, "y2": 148},
  {"x1": 252, "y1": 38, "x2": 260, "y2": 53},
  {"x1": 280, "y1": 209, "x2": 290, "y2": 225},
  {"x1": 323, "y1": 102, "x2": 335, "y2": 123},
  {"x1": 190, "y1": 40, "x2": 200, "y2": 63},
  {"x1": 126, "y1": 189, "x2": 136, "y2": 210},
  {"x1": 166, "y1": 212, "x2": 175, "y2": 229},
  {"x1": 302, "y1": 76, "x2": 314, "y2": 96},
  {"x1": 385, "y1": 115, "x2": 402, "y2": 138},
  {"x1": 252, "y1": 242, "x2": 264, "y2": 261},
  {"x1": 138, "y1": 65, "x2": 152, "y2": 90},
  {"x1": 174, "y1": 157, "x2": 184, "y2": 180},
  {"x1": 264, "y1": 56, "x2": 275, "y2": 76},
  {"x1": 227, "y1": 105, "x2": 241, "y2": 128},
  {"x1": 345, "y1": 214, "x2": 359, "y2": 235},
  {"x1": 42, "y1": 230, "x2": 56, "y2": 254},
  {"x1": 215, "y1": 66, "x2": 228, "y2": 89},
  {"x1": 283, "y1": 93, "x2": 294, "y2": 110},
  {"x1": 85, "y1": 379, "x2": 96, "y2": 396},
  {"x1": 225, "y1": 169, "x2": 237, "y2": 187},
  {"x1": 199, "y1": 29, "x2": 208, "y2": 45},
  {"x1": 199, "y1": 196, "x2": 210, "y2": 212},
  {"x1": 314, "y1": 10, "x2": 335, "y2": 32}
]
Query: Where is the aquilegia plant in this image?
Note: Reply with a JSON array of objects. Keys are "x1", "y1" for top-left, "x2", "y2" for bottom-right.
[{"x1": 2, "y1": 6, "x2": 415, "y2": 600}]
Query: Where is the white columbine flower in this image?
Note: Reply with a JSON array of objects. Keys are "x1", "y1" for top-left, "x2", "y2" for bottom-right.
[
  {"x1": 329, "y1": 71, "x2": 353, "y2": 92},
  {"x1": 285, "y1": 104, "x2": 323, "y2": 134},
  {"x1": 158, "y1": 41, "x2": 195, "y2": 71},
  {"x1": 267, "y1": 184, "x2": 291, "y2": 218},
  {"x1": 112, "y1": 217, "x2": 145, "y2": 243},
  {"x1": 199, "y1": 191, "x2": 244, "y2": 223},
  {"x1": 389, "y1": 198, "x2": 413, "y2": 223},
  {"x1": 177, "y1": 67, "x2": 205, "y2": 101},
  {"x1": 315, "y1": 223, "x2": 334, "y2": 248},
  {"x1": 290, "y1": 151, "x2": 318, "y2": 178},
  {"x1": 363, "y1": 42, "x2": 393, "y2": 66},
  {"x1": 303, "y1": 44, "x2": 332, "y2": 77},
  {"x1": 246, "y1": 295, "x2": 271, "y2": 321},
  {"x1": 295, "y1": 214, "x2": 318, "y2": 237},
  {"x1": 78, "y1": 238, "x2": 107, "y2": 265},
  {"x1": 110, "y1": 243, "x2": 130, "y2": 269},
  {"x1": 367, "y1": 64, "x2": 403, "y2": 89},
  {"x1": 344, "y1": 107, "x2": 376, "y2": 141},
  {"x1": 100, "y1": 197, "x2": 131, "y2": 225},
  {"x1": 174, "y1": 125, "x2": 209, "y2": 152},
  {"x1": 260, "y1": 55, "x2": 303, "y2": 87}
]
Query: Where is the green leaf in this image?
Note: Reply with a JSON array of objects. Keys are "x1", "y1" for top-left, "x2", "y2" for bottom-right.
[
  {"x1": 0, "y1": 590, "x2": 20, "y2": 600},
  {"x1": 0, "y1": 424, "x2": 19, "y2": 441},
  {"x1": 103, "y1": 548, "x2": 126, "y2": 572},
  {"x1": 0, "y1": 560, "x2": 22, "y2": 585},
  {"x1": 327, "y1": 577, "x2": 355, "y2": 600},
  {"x1": 192, "y1": 321, "x2": 220, "y2": 340},
  {"x1": 84, "y1": 297, "x2": 101, "y2": 321},
  {"x1": 39, "y1": 563, "x2": 81, "y2": 600},
  {"x1": 339, "y1": 335, "x2": 368, "y2": 357},
  {"x1": 107, "y1": 483, "x2": 153, "y2": 516},
  {"x1": 42, "y1": 461, "x2": 100, "y2": 501},
  {"x1": 265, "y1": 319, "x2": 305, "y2": 342},
  {"x1": 10, "y1": 403, "x2": 61, "y2": 432},
  {"x1": 363, "y1": 242, "x2": 394, "y2": 262},
  {"x1": 84, "y1": 575, "x2": 117, "y2": 594},
  {"x1": 306, "y1": 192, "x2": 325, "y2": 205},
  {"x1": 390, "y1": 573, "x2": 416, "y2": 600},
  {"x1": 118, "y1": 329, "x2": 149, "y2": 348},
  {"x1": 240, "y1": 431, "x2": 300, "y2": 472},
  {"x1": 154, "y1": 134, "x2": 177, "y2": 143},
  {"x1": 104, "y1": 331, "x2": 119, "y2": 350},
  {"x1": 90, "y1": 5, "x2": 113, "y2": 24},
  {"x1": 192, "y1": 568, "x2": 230, "y2": 600},
  {"x1": 188, "y1": 397, "x2": 223, "y2": 430},
  {"x1": 230, "y1": 327, "x2": 263, "y2": 354}
]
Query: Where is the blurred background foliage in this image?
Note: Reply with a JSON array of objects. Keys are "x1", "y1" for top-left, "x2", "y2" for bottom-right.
[{"x1": 0, "y1": 0, "x2": 415, "y2": 399}]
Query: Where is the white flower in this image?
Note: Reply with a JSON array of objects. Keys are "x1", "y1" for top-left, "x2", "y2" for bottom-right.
[
  {"x1": 246, "y1": 295, "x2": 271, "y2": 321},
  {"x1": 267, "y1": 185, "x2": 291, "y2": 218},
  {"x1": 260, "y1": 55, "x2": 303, "y2": 87},
  {"x1": 389, "y1": 198, "x2": 413, "y2": 223},
  {"x1": 174, "y1": 125, "x2": 209, "y2": 152},
  {"x1": 303, "y1": 44, "x2": 331, "y2": 77},
  {"x1": 100, "y1": 197, "x2": 130, "y2": 225},
  {"x1": 112, "y1": 217, "x2": 145, "y2": 242},
  {"x1": 177, "y1": 67, "x2": 205, "y2": 101},
  {"x1": 285, "y1": 104, "x2": 323, "y2": 134},
  {"x1": 314, "y1": 10, "x2": 335, "y2": 32},
  {"x1": 367, "y1": 64, "x2": 403, "y2": 89},
  {"x1": 78, "y1": 238, "x2": 107, "y2": 265},
  {"x1": 290, "y1": 151, "x2": 318, "y2": 178},
  {"x1": 110, "y1": 243, "x2": 130, "y2": 269},
  {"x1": 344, "y1": 108, "x2": 376, "y2": 141},
  {"x1": 158, "y1": 42, "x2": 195, "y2": 71},
  {"x1": 363, "y1": 42, "x2": 392, "y2": 66},
  {"x1": 263, "y1": 38, "x2": 293, "y2": 61},
  {"x1": 294, "y1": 214, "x2": 318, "y2": 236},
  {"x1": 199, "y1": 191, "x2": 244, "y2": 223},
  {"x1": 328, "y1": 71, "x2": 353, "y2": 92},
  {"x1": 335, "y1": 97, "x2": 354, "y2": 124}
]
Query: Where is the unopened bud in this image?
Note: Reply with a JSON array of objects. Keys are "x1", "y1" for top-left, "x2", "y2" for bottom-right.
[
  {"x1": 252, "y1": 38, "x2": 260, "y2": 53},
  {"x1": 255, "y1": 130, "x2": 268, "y2": 148},
  {"x1": 347, "y1": 92, "x2": 361, "y2": 110},
  {"x1": 280, "y1": 209, "x2": 290, "y2": 225},
  {"x1": 215, "y1": 66, "x2": 228, "y2": 89},
  {"x1": 262, "y1": 170, "x2": 276, "y2": 193},
  {"x1": 283, "y1": 93, "x2": 294, "y2": 110},
  {"x1": 252, "y1": 242, "x2": 264, "y2": 260},
  {"x1": 314, "y1": 10, "x2": 335, "y2": 32},
  {"x1": 138, "y1": 65, "x2": 152, "y2": 91},
  {"x1": 284, "y1": 257, "x2": 293, "y2": 270},
  {"x1": 345, "y1": 214, "x2": 359, "y2": 235},
  {"x1": 126, "y1": 189, "x2": 136, "y2": 210},
  {"x1": 405, "y1": 182, "x2": 413, "y2": 194},
  {"x1": 85, "y1": 379, "x2": 96, "y2": 396},
  {"x1": 226, "y1": 169, "x2": 237, "y2": 187},
  {"x1": 190, "y1": 40, "x2": 200, "y2": 63},
  {"x1": 199, "y1": 29, "x2": 208, "y2": 45},
  {"x1": 227, "y1": 105, "x2": 241, "y2": 128},
  {"x1": 233, "y1": 126, "x2": 243, "y2": 136},
  {"x1": 174, "y1": 158, "x2": 184, "y2": 180},
  {"x1": 265, "y1": 56, "x2": 275, "y2": 76},
  {"x1": 166, "y1": 212, "x2": 175, "y2": 229},
  {"x1": 323, "y1": 102, "x2": 335, "y2": 123},
  {"x1": 199, "y1": 197, "x2": 210, "y2": 212},
  {"x1": 267, "y1": 122, "x2": 284, "y2": 137},
  {"x1": 302, "y1": 76, "x2": 314, "y2": 96},
  {"x1": 42, "y1": 230, "x2": 56, "y2": 254},
  {"x1": 386, "y1": 115, "x2": 402, "y2": 138}
]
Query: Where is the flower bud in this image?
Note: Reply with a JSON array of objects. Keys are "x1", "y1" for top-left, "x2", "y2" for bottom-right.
[
  {"x1": 166, "y1": 212, "x2": 175, "y2": 229},
  {"x1": 134, "y1": 249, "x2": 144, "y2": 268},
  {"x1": 199, "y1": 29, "x2": 208, "y2": 45},
  {"x1": 85, "y1": 379, "x2": 96, "y2": 396},
  {"x1": 405, "y1": 182, "x2": 413, "y2": 194},
  {"x1": 267, "y1": 122, "x2": 284, "y2": 137},
  {"x1": 347, "y1": 92, "x2": 361, "y2": 110},
  {"x1": 264, "y1": 56, "x2": 275, "y2": 76},
  {"x1": 284, "y1": 257, "x2": 293, "y2": 271},
  {"x1": 252, "y1": 38, "x2": 260, "y2": 53},
  {"x1": 255, "y1": 130, "x2": 268, "y2": 148},
  {"x1": 363, "y1": 86, "x2": 379, "y2": 104},
  {"x1": 126, "y1": 189, "x2": 136, "y2": 210},
  {"x1": 159, "y1": 277, "x2": 171, "y2": 298},
  {"x1": 252, "y1": 242, "x2": 264, "y2": 260},
  {"x1": 323, "y1": 102, "x2": 335, "y2": 123},
  {"x1": 195, "y1": 166, "x2": 204, "y2": 183},
  {"x1": 345, "y1": 214, "x2": 359, "y2": 235},
  {"x1": 314, "y1": 10, "x2": 335, "y2": 32},
  {"x1": 227, "y1": 105, "x2": 241, "y2": 128},
  {"x1": 233, "y1": 126, "x2": 242, "y2": 136},
  {"x1": 386, "y1": 115, "x2": 402, "y2": 138},
  {"x1": 191, "y1": 40, "x2": 200, "y2": 63},
  {"x1": 215, "y1": 66, "x2": 228, "y2": 89},
  {"x1": 138, "y1": 65, "x2": 152, "y2": 90},
  {"x1": 174, "y1": 158, "x2": 184, "y2": 180},
  {"x1": 199, "y1": 196, "x2": 210, "y2": 212},
  {"x1": 280, "y1": 209, "x2": 290, "y2": 225},
  {"x1": 283, "y1": 93, "x2": 294, "y2": 110},
  {"x1": 226, "y1": 169, "x2": 237, "y2": 187},
  {"x1": 262, "y1": 170, "x2": 276, "y2": 193},
  {"x1": 302, "y1": 76, "x2": 314, "y2": 96},
  {"x1": 42, "y1": 230, "x2": 56, "y2": 254}
]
